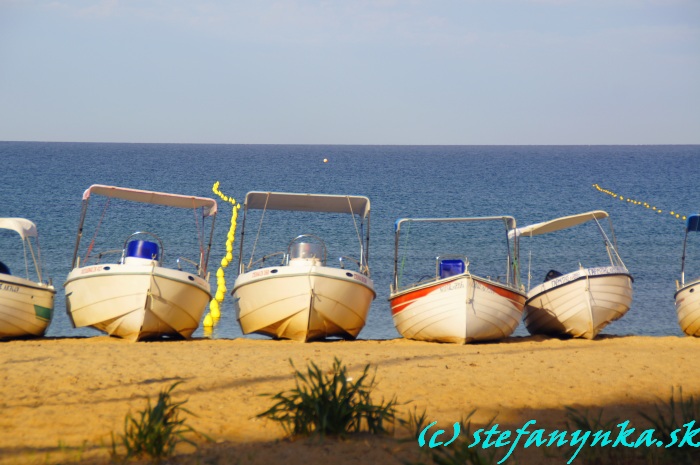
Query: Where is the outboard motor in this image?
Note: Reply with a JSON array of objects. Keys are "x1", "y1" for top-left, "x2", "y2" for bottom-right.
[{"x1": 544, "y1": 269, "x2": 563, "y2": 282}]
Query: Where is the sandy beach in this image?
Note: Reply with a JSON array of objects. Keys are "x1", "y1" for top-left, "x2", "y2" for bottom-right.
[{"x1": 1, "y1": 335, "x2": 699, "y2": 464}]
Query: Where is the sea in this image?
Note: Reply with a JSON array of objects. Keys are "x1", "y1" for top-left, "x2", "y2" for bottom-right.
[{"x1": 1, "y1": 142, "x2": 698, "y2": 340}]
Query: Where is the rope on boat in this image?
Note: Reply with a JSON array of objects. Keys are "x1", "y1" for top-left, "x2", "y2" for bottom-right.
[
  {"x1": 203, "y1": 181, "x2": 241, "y2": 330},
  {"x1": 191, "y1": 197, "x2": 205, "y2": 264},
  {"x1": 247, "y1": 192, "x2": 270, "y2": 271},
  {"x1": 345, "y1": 196, "x2": 368, "y2": 274},
  {"x1": 593, "y1": 183, "x2": 687, "y2": 221},
  {"x1": 397, "y1": 221, "x2": 411, "y2": 289},
  {"x1": 84, "y1": 197, "x2": 111, "y2": 265}
]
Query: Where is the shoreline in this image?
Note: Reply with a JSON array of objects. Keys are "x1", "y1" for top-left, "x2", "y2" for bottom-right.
[{"x1": 1, "y1": 335, "x2": 698, "y2": 464}]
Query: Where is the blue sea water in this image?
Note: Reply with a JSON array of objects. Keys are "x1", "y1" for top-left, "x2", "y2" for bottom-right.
[{"x1": 0, "y1": 142, "x2": 698, "y2": 340}]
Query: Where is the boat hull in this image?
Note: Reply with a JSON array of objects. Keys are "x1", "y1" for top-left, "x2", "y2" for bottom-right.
[
  {"x1": 233, "y1": 265, "x2": 375, "y2": 342},
  {"x1": 675, "y1": 280, "x2": 700, "y2": 336},
  {"x1": 64, "y1": 264, "x2": 211, "y2": 341},
  {"x1": 524, "y1": 266, "x2": 633, "y2": 339},
  {"x1": 389, "y1": 275, "x2": 526, "y2": 344},
  {"x1": 0, "y1": 275, "x2": 55, "y2": 338}
]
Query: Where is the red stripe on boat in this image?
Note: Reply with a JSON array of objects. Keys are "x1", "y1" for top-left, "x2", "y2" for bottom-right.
[
  {"x1": 390, "y1": 277, "x2": 526, "y2": 316},
  {"x1": 389, "y1": 280, "x2": 454, "y2": 316},
  {"x1": 476, "y1": 278, "x2": 526, "y2": 308}
]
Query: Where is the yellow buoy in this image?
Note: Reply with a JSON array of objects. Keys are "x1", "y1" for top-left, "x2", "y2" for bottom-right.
[
  {"x1": 203, "y1": 182, "x2": 241, "y2": 328},
  {"x1": 593, "y1": 183, "x2": 686, "y2": 222},
  {"x1": 323, "y1": 158, "x2": 328, "y2": 163}
]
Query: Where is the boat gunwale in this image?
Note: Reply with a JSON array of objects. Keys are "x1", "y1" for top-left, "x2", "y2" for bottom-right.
[
  {"x1": 0, "y1": 275, "x2": 56, "y2": 294},
  {"x1": 64, "y1": 264, "x2": 210, "y2": 292},
  {"x1": 389, "y1": 272, "x2": 524, "y2": 302},
  {"x1": 674, "y1": 278, "x2": 700, "y2": 299},
  {"x1": 526, "y1": 267, "x2": 633, "y2": 304},
  {"x1": 232, "y1": 265, "x2": 376, "y2": 296}
]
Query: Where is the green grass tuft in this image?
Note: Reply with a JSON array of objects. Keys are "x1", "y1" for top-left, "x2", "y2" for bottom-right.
[
  {"x1": 398, "y1": 405, "x2": 430, "y2": 441},
  {"x1": 257, "y1": 357, "x2": 399, "y2": 438},
  {"x1": 563, "y1": 407, "x2": 634, "y2": 465},
  {"x1": 639, "y1": 387, "x2": 700, "y2": 465},
  {"x1": 111, "y1": 381, "x2": 205, "y2": 462}
]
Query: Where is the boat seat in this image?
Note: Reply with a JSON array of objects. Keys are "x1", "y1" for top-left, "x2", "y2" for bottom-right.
[
  {"x1": 544, "y1": 269, "x2": 563, "y2": 282},
  {"x1": 0, "y1": 261, "x2": 10, "y2": 275},
  {"x1": 124, "y1": 240, "x2": 160, "y2": 265},
  {"x1": 439, "y1": 259, "x2": 465, "y2": 279}
]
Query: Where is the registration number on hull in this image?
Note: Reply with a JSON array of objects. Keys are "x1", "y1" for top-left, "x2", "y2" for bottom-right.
[{"x1": 439, "y1": 280, "x2": 465, "y2": 292}]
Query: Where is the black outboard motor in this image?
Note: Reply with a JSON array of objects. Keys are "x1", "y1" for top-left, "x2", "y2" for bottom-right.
[{"x1": 544, "y1": 269, "x2": 563, "y2": 282}]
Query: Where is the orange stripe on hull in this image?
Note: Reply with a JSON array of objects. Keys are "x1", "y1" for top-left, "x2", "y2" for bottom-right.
[
  {"x1": 476, "y1": 278, "x2": 526, "y2": 310},
  {"x1": 390, "y1": 280, "x2": 455, "y2": 315},
  {"x1": 390, "y1": 276, "x2": 525, "y2": 316}
]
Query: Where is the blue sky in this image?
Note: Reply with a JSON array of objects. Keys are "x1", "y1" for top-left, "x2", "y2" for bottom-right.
[{"x1": 1, "y1": 0, "x2": 698, "y2": 144}]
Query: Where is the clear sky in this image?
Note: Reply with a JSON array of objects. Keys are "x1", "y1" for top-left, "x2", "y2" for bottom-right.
[{"x1": 1, "y1": 0, "x2": 698, "y2": 145}]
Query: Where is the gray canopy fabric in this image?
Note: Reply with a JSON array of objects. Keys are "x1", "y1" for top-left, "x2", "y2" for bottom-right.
[
  {"x1": 244, "y1": 191, "x2": 370, "y2": 219},
  {"x1": 512, "y1": 211, "x2": 608, "y2": 237},
  {"x1": 83, "y1": 184, "x2": 218, "y2": 217},
  {"x1": 0, "y1": 218, "x2": 38, "y2": 239}
]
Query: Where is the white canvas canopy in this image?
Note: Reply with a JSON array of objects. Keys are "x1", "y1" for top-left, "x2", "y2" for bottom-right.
[
  {"x1": 244, "y1": 191, "x2": 370, "y2": 219},
  {"x1": 84, "y1": 185, "x2": 217, "y2": 217},
  {"x1": 0, "y1": 218, "x2": 38, "y2": 240},
  {"x1": 511, "y1": 211, "x2": 609, "y2": 237}
]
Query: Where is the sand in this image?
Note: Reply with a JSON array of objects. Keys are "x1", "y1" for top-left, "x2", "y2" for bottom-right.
[{"x1": 1, "y1": 335, "x2": 699, "y2": 464}]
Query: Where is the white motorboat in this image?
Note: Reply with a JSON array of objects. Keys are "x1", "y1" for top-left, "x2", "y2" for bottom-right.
[
  {"x1": 0, "y1": 218, "x2": 56, "y2": 338},
  {"x1": 232, "y1": 191, "x2": 376, "y2": 342},
  {"x1": 64, "y1": 185, "x2": 218, "y2": 341},
  {"x1": 675, "y1": 213, "x2": 700, "y2": 336},
  {"x1": 514, "y1": 210, "x2": 633, "y2": 339},
  {"x1": 389, "y1": 216, "x2": 526, "y2": 344}
]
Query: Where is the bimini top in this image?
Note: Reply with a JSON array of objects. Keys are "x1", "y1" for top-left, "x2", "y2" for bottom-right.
[
  {"x1": 395, "y1": 216, "x2": 517, "y2": 233},
  {"x1": 243, "y1": 191, "x2": 370, "y2": 219},
  {"x1": 83, "y1": 184, "x2": 217, "y2": 217},
  {"x1": 512, "y1": 210, "x2": 609, "y2": 237},
  {"x1": 0, "y1": 218, "x2": 38, "y2": 239},
  {"x1": 686, "y1": 214, "x2": 700, "y2": 232}
]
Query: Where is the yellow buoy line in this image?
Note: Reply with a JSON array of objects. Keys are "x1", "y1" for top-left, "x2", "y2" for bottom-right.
[
  {"x1": 593, "y1": 183, "x2": 687, "y2": 221},
  {"x1": 203, "y1": 181, "x2": 241, "y2": 329}
]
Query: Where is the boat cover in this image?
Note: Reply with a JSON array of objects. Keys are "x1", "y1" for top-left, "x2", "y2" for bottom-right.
[
  {"x1": 512, "y1": 210, "x2": 609, "y2": 237},
  {"x1": 244, "y1": 191, "x2": 370, "y2": 219},
  {"x1": 83, "y1": 185, "x2": 217, "y2": 217},
  {"x1": 0, "y1": 218, "x2": 38, "y2": 239}
]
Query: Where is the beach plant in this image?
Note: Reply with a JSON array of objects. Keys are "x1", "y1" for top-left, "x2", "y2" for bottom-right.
[
  {"x1": 55, "y1": 439, "x2": 88, "y2": 463},
  {"x1": 257, "y1": 357, "x2": 399, "y2": 438},
  {"x1": 38, "y1": 440, "x2": 87, "y2": 464},
  {"x1": 399, "y1": 405, "x2": 430, "y2": 441},
  {"x1": 563, "y1": 407, "x2": 636, "y2": 465},
  {"x1": 638, "y1": 387, "x2": 699, "y2": 465},
  {"x1": 111, "y1": 381, "x2": 205, "y2": 462}
]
